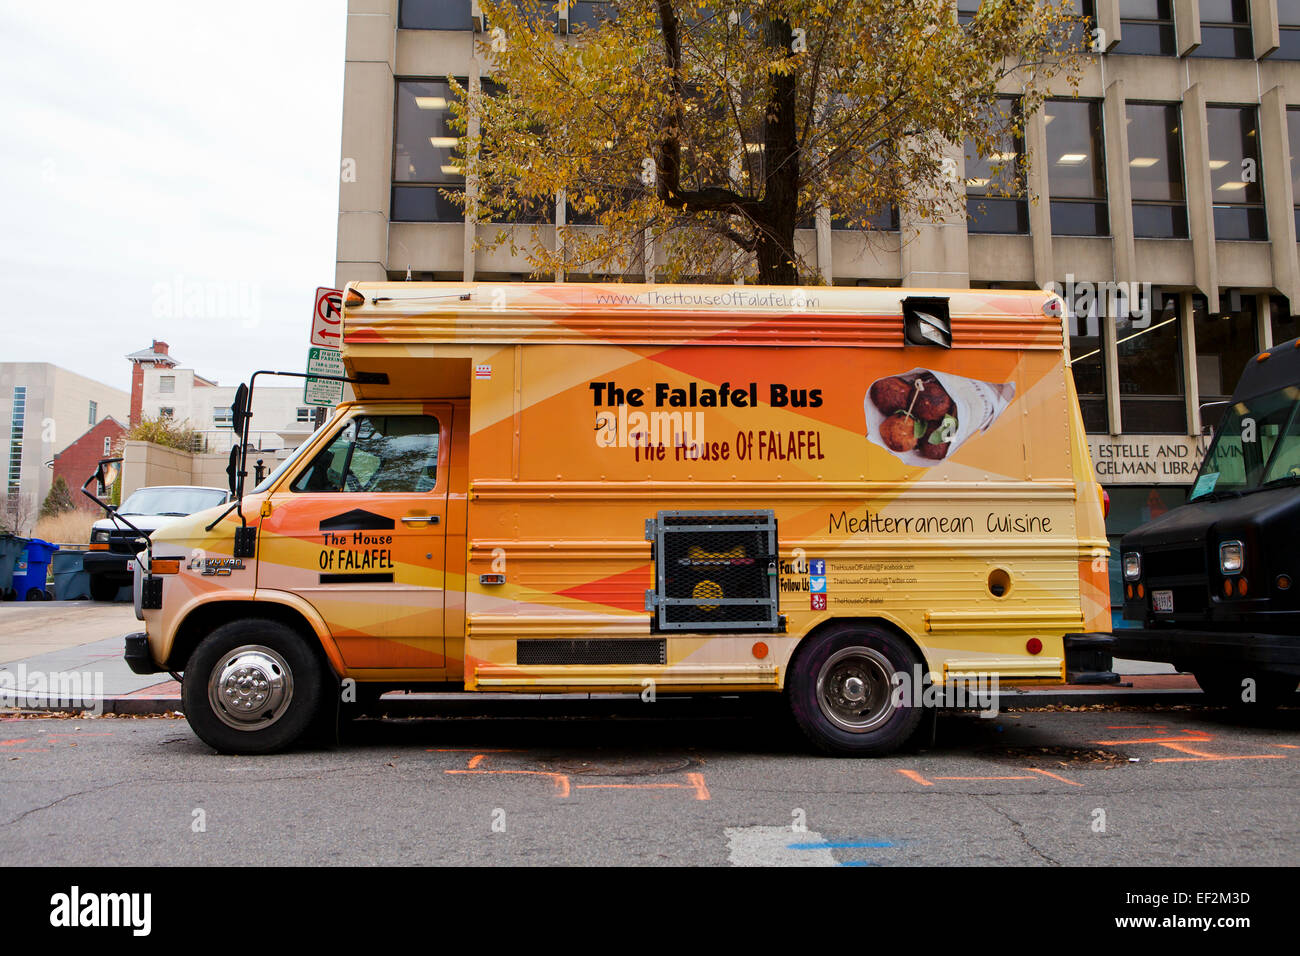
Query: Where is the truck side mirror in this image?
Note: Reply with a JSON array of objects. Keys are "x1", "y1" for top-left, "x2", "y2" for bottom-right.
[{"x1": 226, "y1": 446, "x2": 241, "y2": 498}]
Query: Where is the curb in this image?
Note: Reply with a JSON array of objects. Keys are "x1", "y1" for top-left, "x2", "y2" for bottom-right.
[{"x1": 1, "y1": 686, "x2": 1226, "y2": 717}]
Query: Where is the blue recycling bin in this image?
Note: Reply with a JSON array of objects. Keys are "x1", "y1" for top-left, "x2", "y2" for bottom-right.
[
  {"x1": 52, "y1": 549, "x2": 92, "y2": 601},
  {"x1": 0, "y1": 534, "x2": 26, "y2": 600},
  {"x1": 13, "y1": 538, "x2": 58, "y2": 601}
]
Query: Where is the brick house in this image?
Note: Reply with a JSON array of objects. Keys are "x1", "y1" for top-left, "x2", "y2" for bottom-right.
[{"x1": 51, "y1": 416, "x2": 127, "y2": 510}]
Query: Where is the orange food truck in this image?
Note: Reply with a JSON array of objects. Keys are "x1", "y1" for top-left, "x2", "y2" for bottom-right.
[{"x1": 122, "y1": 282, "x2": 1113, "y2": 755}]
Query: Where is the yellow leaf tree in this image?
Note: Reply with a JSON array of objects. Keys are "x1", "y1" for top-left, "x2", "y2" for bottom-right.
[{"x1": 452, "y1": 0, "x2": 1086, "y2": 285}]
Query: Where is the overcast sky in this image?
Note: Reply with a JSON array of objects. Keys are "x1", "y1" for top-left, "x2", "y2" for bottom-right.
[{"x1": 0, "y1": 1, "x2": 347, "y2": 395}]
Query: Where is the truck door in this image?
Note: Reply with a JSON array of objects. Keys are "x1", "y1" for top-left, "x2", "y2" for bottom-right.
[{"x1": 256, "y1": 405, "x2": 452, "y2": 670}]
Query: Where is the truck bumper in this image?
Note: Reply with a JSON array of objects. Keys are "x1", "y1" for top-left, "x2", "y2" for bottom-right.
[
  {"x1": 123, "y1": 632, "x2": 166, "y2": 676},
  {"x1": 1101, "y1": 628, "x2": 1300, "y2": 677},
  {"x1": 1062, "y1": 632, "x2": 1120, "y2": 684},
  {"x1": 83, "y1": 552, "x2": 136, "y2": 584}
]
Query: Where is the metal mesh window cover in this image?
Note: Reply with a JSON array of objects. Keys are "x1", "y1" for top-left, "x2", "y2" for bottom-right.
[
  {"x1": 516, "y1": 639, "x2": 665, "y2": 665},
  {"x1": 646, "y1": 510, "x2": 780, "y2": 631}
]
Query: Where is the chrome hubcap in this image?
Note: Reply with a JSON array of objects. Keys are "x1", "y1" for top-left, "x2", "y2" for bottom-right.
[
  {"x1": 815, "y1": 647, "x2": 896, "y2": 733},
  {"x1": 208, "y1": 645, "x2": 293, "y2": 731}
]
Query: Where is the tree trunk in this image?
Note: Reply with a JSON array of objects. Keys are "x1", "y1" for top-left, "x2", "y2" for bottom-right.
[{"x1": 754, "y1": 16, "x2": 801, "y2": 286}]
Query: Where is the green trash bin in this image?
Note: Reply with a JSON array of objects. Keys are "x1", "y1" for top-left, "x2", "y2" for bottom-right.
[
  {"x1": 0, "y1": 534, "x2": 27, "y2": 601},
  {"x1": 53, "y1": 550, "x2": 92, "y2": 601}
]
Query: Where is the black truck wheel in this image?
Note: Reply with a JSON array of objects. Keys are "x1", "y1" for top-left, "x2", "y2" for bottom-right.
[
  {"x1": 787, "y1": 624, "x2": 924, "y2": 756},
  {"x1": 182, "y1": 618, "x2": 324, "y2": 754}
]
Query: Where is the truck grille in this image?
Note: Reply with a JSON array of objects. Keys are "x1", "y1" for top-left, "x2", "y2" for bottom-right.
[{"x1": 646, "y1": 510, "x2": 780, "y2": 631}]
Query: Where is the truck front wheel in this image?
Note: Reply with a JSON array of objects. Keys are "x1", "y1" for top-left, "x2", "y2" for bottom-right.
[
  {"x1": 787, "y1": 624, "x2": 924, "y2": 756},
  {"x1": 182, "y1": 619, "x2": 324, "y2": 754}
]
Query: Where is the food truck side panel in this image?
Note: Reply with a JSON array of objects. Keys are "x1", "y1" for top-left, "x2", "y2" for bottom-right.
[{"x1": 460, "y1": 338, "x2": 1092, "y2": 691}]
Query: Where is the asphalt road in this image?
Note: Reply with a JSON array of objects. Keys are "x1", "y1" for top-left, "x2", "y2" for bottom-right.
[{"x1": 2, "y1": 701, "x2": 1296, "y2": 866}]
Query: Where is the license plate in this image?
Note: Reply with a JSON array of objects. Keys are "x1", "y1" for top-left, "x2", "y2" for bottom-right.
[{"x1": 1152, "y1": 589, "x2": 1174, "y2": 613}]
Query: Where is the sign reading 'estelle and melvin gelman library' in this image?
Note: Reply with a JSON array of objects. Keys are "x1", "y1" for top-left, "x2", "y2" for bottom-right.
[{"x1": 1088, "y1": 435, "x2": 1213, "y2": 484}]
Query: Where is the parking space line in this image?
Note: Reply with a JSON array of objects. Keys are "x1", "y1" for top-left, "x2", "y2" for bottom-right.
[
  {"x1": 1026, "y1": 767, "x2": 1083, "y2": 786},
  {"x1": 896, "y1": 769, "x2": 933, "y2": 786}
]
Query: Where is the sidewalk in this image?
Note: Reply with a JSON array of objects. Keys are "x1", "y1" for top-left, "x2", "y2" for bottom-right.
[{"x1": 0, "y1": 601, "x2": 1218, "y2": 714}]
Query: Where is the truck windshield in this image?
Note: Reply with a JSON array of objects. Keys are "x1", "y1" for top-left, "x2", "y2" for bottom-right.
[
  {"x1": 251, "y1": 421, "x2": 330, "y2": 494},
  {"x1": 119, "y1": 487, "x2": 228, "y2": 516},
  {"x1": 1191, "y1": 384, "x2": 1300, "y2": 500}
]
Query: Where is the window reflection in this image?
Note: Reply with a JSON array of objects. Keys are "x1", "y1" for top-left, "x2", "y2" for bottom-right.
[
  {"x1": 965, "y1": 98, "x2": 1028, "y2": 234},
  {"x1": 1190, "y1": 0, "x2": 1253, "y2": 58},
  {"x1": 1127, "y1": 102, "x2": 1187, "y2": 238},
  {"x1": 1193, "y1": 292, "x2": 1258, "y2": 429},
  {"x1": 1117, "y1": 291, "x2": 1186, "y2": 433},
  {"x1": 1206, "y1": 106, "x2": 1266, "y2": 240},
  {"x1": 1114, "y1": 0, "x2": 1177, "y2": 55},
  {"x1": 1046, "y1": 99, "x2": 1108, "y2": 236}
]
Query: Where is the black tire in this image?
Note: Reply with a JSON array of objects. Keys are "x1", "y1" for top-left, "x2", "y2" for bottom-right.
[
  {"x1": 181, "y1": 618, "x2": 324, "y2": 754},
  {"x1": 787, "y1": 623, "x2": 925, "y2": 756},
  {"x1": 1194, "y1": 670, "x2": 1299, "y2": 710},
  {"x1": 89, "y1": 576, "x2": 118, "y2": 602}
]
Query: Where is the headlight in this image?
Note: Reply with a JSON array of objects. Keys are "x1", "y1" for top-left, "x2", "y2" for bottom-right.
[
  {"x1": 90, "y1": 528, "x2": 110, "y2": 544},
  {"x1": 1219, "y1": 540, "x2": 1244, "y2": 574},
  {"x1": 1122, "y1": 552, "x2": 1142, "y2": 581}
]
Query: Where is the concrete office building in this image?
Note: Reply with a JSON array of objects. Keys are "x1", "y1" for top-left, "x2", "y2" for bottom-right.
[
  {"x1": 335, "y1": 0, "x2": 1300, "y2": 607},
  {"x1": 1, "y1": 363, "x2": 129, "y2": 532}
]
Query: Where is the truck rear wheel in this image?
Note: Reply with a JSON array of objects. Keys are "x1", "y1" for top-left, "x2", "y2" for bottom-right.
[
  {"x1": 181, "y1": 619, "x2": 323, "y2": 754},
  {"x1": 787, "y1": 624, "x2": 924, "y2": 756},
  {"x1": 1194, "y1": 670, "x2": 1298, "y2": 710}
]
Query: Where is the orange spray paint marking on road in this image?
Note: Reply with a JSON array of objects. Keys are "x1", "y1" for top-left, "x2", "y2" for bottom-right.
[
  {"x1": 445, "y1": 768, "x2": 573, "y2": 797},
  {"x1": 575, "y1": 772, "x2": 711, "y2": 800},
  {"x1": 1027, "y1": 767, "x2": 1083, "y2": 786},
  {"x1": 897, "y1": 769, "x2": 933, "y2": 786}
]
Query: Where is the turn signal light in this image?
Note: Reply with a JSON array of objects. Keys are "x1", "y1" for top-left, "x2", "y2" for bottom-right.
[
  {"x1": 88, "y1": 542, "x2": 109, "y2": 551},
  {"x1": 1137, "y1": 584, "x2": 1144, "y2": 598},
  {"x1": 151, "y1": 559, "x2": 181, "y2": 575},
  {"x1": 1224, "y1": 579, "x2": 1233, "y2": 597},
  {"x1": 1237, "y1": 577, "x2": 1248, "y2": 596},
  {"x1": 1278, "y1": 575, "x2": 1293, "y2": 591}
]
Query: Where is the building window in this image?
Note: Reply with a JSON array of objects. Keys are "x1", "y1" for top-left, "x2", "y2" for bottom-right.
[
  {"x1": 159, "y1": 407, "x2": 174, "y2": 419},
  {"x1": 1055, "y1": 0, "x2": 1098, "y2": 48},
  {"x1": 1289, "y1": 108, "x2": 1300, "y2": 235},
  {"x1": 392, "y1": 79, "x2": 467, "y2": 223},
  {"x1": 88, "y1": 400, "x2": 97, "y2": 425},
  {"x1": 1269, "y1": 294, "x2": 1300, "y2": 343},
  {"x1": 296, "y1": 407, "x2": 312, "y2": 423},
  {"x1": 398, "y1": 0, "x2": 473, "y2": 30},
  {"x1": 1046, "y1": 99, "x2": 1108, "y2": 236},
  {"x1": 1194, "y1": 292, "x2": 1259, "y2": 429},
  {"x1": 1190, "y1": 0, "x2": 1253, "y2": 58},
  {"x1": 1117, "y1": 290, "x2": 1187, "y2": 433},
  {"x1": 1206, "y1": 106, "x2": 1266, "y2": 240},
  {"x1": 830, "y1": 204, "x2": 900, "y2": 231},
  {"x1": 8, "y1": 386, "x2": 25, "y2": 495},
  {"x1": 965, "y1": 98, "x2": 1030, "y2": 234},
  {"x1": 214, "y1": 407, "x2": 233, "y2": 428},
  {"x1": 956, "y1": 0, "x2": 980, "y2": 25},
  {"x1": 1113, "y1": 0, "x2": 1177, "y2": 55},
  {"x1": 159, "y1": 375, "x2": 175, "y2": 393},
  {"x1": 567, "y1": 1, "x2": 612, "y2": 31},
  {"x1": 103, "y1": 436, "x2": 112, "y2": 456},
  {"x1": 1068, "y1": 308, "x2": 1110, "y2": 433},
  {"x1": 1127, "y1": 102, "x2": 1188, "y2": 238},
  {"x1": 1277, "y1": 0, "x2": 1300, "y2": 59}
]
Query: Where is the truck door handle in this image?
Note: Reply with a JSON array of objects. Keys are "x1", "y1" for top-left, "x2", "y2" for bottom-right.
[{"x1": 401, "y1": 515, "x2": 439, "y2": 525}]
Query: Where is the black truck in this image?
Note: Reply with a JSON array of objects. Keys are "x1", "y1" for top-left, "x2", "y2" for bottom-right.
[{"x1": 1084, "y1": 336, "x2": 1300, "y2": 707}]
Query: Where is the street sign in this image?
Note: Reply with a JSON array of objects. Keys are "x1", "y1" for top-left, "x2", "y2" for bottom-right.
[
  {"x1": 311, "y1": 287, "x2": 343, "y2": 348},
  {"x1": 304, "y1": 346, "x2": 344, "y2": 406}
]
